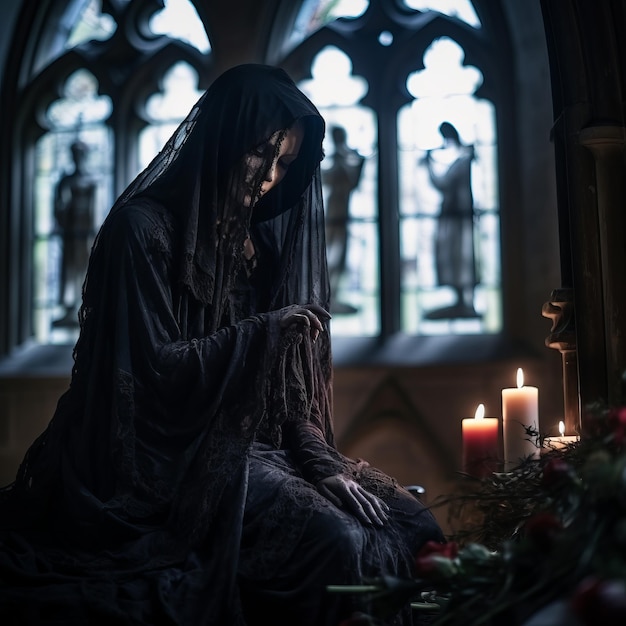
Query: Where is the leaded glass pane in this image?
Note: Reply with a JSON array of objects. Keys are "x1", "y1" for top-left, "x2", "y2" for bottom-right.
[
  {"x1": 299, "y1": 46, "x2": 379, "y2": 337},
  {"x1": 403, "y1": 0, "x2": 481, "y2": 28},
  {"x1": 149, "y1": 0, "x2": 211, "y2": 53},
  {"x1": 138, "y1": 62, "x2": 203, "y2": 174},
  {"x1": 289, "y1": 0, "x2": 369, "y2": 51},
  {"x1": 65, "y1": 0, "x2": 117, "y2": 50},
  {"x1": 34, "y1": 70, "x2": 113, "y2": 345},
  {"x1": 398, "y1": 37, "x2": 501, "y2": 335}
]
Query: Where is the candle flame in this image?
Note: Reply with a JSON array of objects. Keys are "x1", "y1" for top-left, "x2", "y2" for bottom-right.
[
  {"x1": 559, "y1": 420, "x2": 565, "y2": 436},
  {"x1": 516, "y1": 367, "x2": 524, "y2": 389},
  {"x1": 475, "y1": 404, "x2": 485, "y2": 420}
]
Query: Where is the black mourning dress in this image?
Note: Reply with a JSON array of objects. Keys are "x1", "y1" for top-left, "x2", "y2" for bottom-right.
[{"x1": 0, "y1": 64, "x2": 443, "y2": 626}]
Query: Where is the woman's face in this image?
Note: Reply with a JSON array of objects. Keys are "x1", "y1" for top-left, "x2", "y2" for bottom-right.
[{"x1": 242, "y1": 121, "x2": 304, "y2": 208}]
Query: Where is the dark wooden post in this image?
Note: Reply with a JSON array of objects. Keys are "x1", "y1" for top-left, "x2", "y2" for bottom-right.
[{"x1": 579, "y1": 125, "x2": 626, "y2": 407}]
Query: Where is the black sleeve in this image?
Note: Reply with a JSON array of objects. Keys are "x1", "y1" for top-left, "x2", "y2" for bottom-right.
[{"x1": 283, "y1": 418, "x2": 350, "y2": 484}]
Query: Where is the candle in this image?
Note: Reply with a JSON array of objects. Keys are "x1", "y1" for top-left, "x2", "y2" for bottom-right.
[
  {"x1": 502, "y1": 368, "x2": 539, "y2": 468},
  {"x1": 543, "y1": 420, "x2": 579, "y2": 451},
  {"x1": 462, "y1": 403, "x2": 500, "y2": 477}
]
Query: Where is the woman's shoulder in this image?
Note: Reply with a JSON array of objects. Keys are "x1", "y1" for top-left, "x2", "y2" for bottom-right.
[
  {"x1": 102, "y1": 198, "x2": 175, "y2": 254},
  {"x1": 106, "y1": 196, "x2": 169, "y2": 227}
]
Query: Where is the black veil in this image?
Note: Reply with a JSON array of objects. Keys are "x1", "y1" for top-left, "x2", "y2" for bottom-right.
[
  {"x1": 97, "y1": 63, "x2": 328, "y2": 322},
  {"x1": 0, "y1": 64, "x2": 335, "y2": 625}
]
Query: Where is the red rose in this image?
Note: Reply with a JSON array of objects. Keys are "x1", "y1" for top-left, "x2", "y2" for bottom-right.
[
  {"x1": 571, "y1": 576, "x2": 626, "y2": 626},
  {"x1": 417, "y1": 540, "x2": 459, "y2": 560},
  {"x1": 541, "y1": 457, "x2": 574, "y2": 488},
  {"x1": 523, "y1": 512, "x2": 562, "y2": 550},
  {"x1": 608, "y1": 406, "x2": 626, "y2": 445},
  {"x1": 415, "y1": 540, "x2": 459, "y2": 577}
]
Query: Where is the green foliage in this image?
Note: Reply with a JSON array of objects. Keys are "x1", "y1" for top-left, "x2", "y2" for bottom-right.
[{"x1": 330, "y1": 400, "x2": 626, "y2": 625}]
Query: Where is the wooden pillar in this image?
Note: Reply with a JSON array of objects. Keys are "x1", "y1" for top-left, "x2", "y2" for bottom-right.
[{"x1": 579, "y1": 125, "x2": 626, "y2": 407}]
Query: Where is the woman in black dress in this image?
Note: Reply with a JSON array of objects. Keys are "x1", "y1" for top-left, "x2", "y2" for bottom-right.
[{"x1": 0, "y1": 63, "x2": 443, "y2": 626}]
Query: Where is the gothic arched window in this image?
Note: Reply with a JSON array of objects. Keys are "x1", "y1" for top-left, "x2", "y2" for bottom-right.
[
  {"x1": 280, "y1": 0, "x2": 505, "y2": 346},
  {"x1": 17, "y1": 0, "x2": 211, "y2": 347},
  {"x1": 2, "y1": 0, "x2": 511, "y2": 366}
]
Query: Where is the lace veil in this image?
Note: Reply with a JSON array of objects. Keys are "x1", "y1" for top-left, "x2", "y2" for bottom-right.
[{"x1": 94, "y1": 63, "x2": 329, "y2": 329}]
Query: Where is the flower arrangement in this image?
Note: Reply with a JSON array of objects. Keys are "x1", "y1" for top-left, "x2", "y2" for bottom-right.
[{"x1": 331, "y1": 401, "x2": 626, "y2": 625}]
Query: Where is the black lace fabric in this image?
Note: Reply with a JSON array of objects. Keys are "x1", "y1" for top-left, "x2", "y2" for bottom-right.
[{"x1": 0, "y1": 64, "x2": 443, "y2": 625}]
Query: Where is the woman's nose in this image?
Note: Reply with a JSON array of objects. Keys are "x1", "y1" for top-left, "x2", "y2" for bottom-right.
[
  {"x1": 264, "y1": 161, "x2": 284, "y2": 190},
  {"x1": 264, "y1": 161, "x2": 276, "y2": 183}
]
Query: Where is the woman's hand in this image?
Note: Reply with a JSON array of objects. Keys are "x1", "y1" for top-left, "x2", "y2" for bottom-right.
[
  {"x1": 317, "y1": 474, "x2": 390, "y2": 527},
  {"x1": 279, "y1": 303, "x2": 330, "y2": 343}
]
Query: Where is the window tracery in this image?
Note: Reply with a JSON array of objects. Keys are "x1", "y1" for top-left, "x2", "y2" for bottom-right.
[
  {"x1": 27, "y1": 0, "x2": 210, "y2": 345},
  {"x1": 288, "y1": 0, "x2": 501, "y2": 337},
  {"x1": 3, "y1": 0, "x2": 508, "y2": 361}
]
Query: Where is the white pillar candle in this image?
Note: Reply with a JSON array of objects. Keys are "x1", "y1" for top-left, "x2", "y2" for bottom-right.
[{"x1": 502, "y1": 368, "x2": 539, "y2": 468}]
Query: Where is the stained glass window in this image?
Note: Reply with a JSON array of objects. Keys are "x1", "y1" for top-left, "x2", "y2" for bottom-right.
[
  {"x1": 292, "y1": 0, "x2": 501, "y2": 338},
  {"x1": 34, "y1": 70, "x2": 113, "y2": 344},
  {"x1": 21, "y1": 0, "x2": 502, "y2": 353},
  {"x1": 398, "y1": 37, "x2": 501, "y2": 334},
  {"x1": 299, "y1": 47, "x2": 379, "y2": 336},
  {"x1": 30, "y1": 1, "x2": 209, "y2": 345}
]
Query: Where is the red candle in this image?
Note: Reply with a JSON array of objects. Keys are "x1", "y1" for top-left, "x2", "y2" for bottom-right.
[{"x1": 462, "y1": 404, "x2": 500, "y2": 477}]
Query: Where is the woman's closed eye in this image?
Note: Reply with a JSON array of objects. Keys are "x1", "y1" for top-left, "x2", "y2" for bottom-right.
[{"x1": 277, "y1": 156, "x2": 296, "y2": 171}]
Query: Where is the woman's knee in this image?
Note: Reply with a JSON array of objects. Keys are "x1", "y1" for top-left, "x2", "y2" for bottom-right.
[{"x1": 306, "y1": 509, "x2": 366, "y2": 559}]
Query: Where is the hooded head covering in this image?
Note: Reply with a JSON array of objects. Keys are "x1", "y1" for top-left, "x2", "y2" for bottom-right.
[{"x1": 97, "y1": 63, "x2": 328, "y2": 331}]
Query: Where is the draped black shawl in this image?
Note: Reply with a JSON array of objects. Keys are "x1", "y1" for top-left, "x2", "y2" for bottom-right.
[{"x1": 0, "y1": 64, "x2": 339, "y2": 625}]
